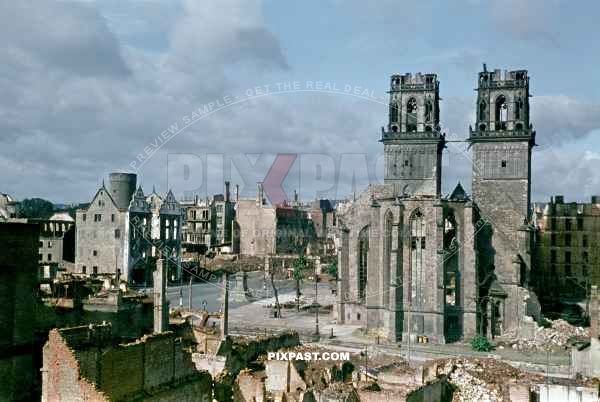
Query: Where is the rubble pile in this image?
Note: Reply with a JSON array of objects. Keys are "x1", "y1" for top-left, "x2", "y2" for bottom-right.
[
  {"x1": 439, "y1": 358, "x2": 542, "y2": 402},
  {"x1": 502, "y1": 319, "x2": 589, "y2": 352}
]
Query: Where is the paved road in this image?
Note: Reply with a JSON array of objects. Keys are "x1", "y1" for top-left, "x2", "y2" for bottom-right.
[{"x1": 163, "y1": 271, "x2": 335, "y2": 313}]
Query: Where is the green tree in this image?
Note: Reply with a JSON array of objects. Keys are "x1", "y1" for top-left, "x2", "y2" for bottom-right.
[
  {"x1": 293, "y1": 255, "x2": 308, "y2": 312},
  {"x1": 17, "y1": 198, "x2": 54, "y2": 219},
  {"x1": 326, "y1": 260, "x2": 338, "y2": 279}
]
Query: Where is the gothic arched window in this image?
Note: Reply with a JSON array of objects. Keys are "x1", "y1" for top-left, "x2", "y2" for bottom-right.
[
  {"x1": 358, "y1": 226, "x2": 369, "y2": 301},
  {"x1": 479, "y1": 100, "x2": 487, "y2": 122},
  {"x1": 390, "y1": 101, "x2": 399, "y2": 123},
  {"x1": 407, "y1": 98, "x2": 418, "y2": 132},
  {"x1": 495, "y1": 95, "x2": 508, "y2": 130},
  {"x1": 424, "y1": 100, "x2": 433, "y2": 123},
  {"x1": 383, "y1": 211, "x2": 393, "y2": 308},
  {"x1": 409, "y1": 210, "x2": 426, "y2": 307},
  {"x1": 515, "y1": 97, "x2": 524, "y2": 120}
]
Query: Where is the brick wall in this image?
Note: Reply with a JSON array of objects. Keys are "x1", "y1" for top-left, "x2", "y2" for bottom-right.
[{"x1": 42, "y1": 324, "x2": 213, "y2": 401}]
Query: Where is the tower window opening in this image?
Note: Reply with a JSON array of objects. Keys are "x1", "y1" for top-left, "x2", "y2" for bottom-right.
[
  {"x1": 407, "y1": 98, "x2": 418, "y2": 132},
  {"x1": 479, "y1": 100, "x2": 486, "y2": 121},
  {"x1": 515, "y1": 97, "x2": 524, "y2": 120},
  {"x1": 425, "y1": 101, "x2": 433, "y2": 123},
  {"x1": 495, "y1": 95, "x2": 508, "y2": 130},
  {"x1": 390, "y1": 102, "x2": 399, "y2": 123},
  {"x1": 501, "y1": 160, "x2": 507, "y2": 168}
]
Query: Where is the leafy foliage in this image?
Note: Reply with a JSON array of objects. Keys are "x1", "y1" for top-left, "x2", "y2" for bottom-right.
[
  {"x1": 471, "y1": 335, "x2": 495, "y2": 352},
  {"x1": 326, "y1": 260, "x2": 338, "y2": 278},
  {"x1": 17, "y1": 198, "x2": 54, "y2": 219},
  {"x1": 293, "y1": 255, "x2": 308, "y2": 281}
]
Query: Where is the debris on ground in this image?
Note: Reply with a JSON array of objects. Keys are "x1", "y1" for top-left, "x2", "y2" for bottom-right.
[{"x1": 497, "y1": 319, "x2": 589, "y2": 352}]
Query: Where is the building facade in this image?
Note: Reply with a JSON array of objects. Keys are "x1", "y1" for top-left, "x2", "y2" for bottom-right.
[
  {"x1": 75, "y1": 173, "x2": 182, "y2": 284},
  {"x1": 336, "y1": 67, "x2": 539, "y2": 344},
  {"x1": 34, "y1": 212, "x2": 75, "y2": 278},
  {"x1": 533, "y1": 196, "x2": 600, "y2": 301}
]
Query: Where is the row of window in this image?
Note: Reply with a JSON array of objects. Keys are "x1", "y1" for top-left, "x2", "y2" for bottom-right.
[
  {"x1": 39, "y1": 240, "x2": 54, "y2": 248},
  {"x1": 549, "y1": 233, "x2": 589, "y2": 247},
  {"x1": 81, "y1": 266, "x2": 98, "y2": 275},
  {"x1": 548, "y1": 217, "x2": 585, "y2": 231},
  {"x1": 550, "y1": 264, "x2": 589, "y2": 278},
  {"x1": 550, "y1": 250, "x2": 590, "y2": 264},
  {"x1": 38, "y1": 253, "x2": 53, "y2": 262},
  {"x1": 82, "y1": 213, "x2": 116, "y2": 223}
]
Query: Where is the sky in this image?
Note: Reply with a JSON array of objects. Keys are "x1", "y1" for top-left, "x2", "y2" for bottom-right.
[{"x1": 2, "y1": 0, "x2": 600, "y2": 204}]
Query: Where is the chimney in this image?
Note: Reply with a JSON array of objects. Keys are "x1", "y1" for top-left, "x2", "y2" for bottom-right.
[
  {"x1": 235, "y1": 184, "x2": 239, "y2": 202},
  {"x1": 225, "y1": 181, "x2": 230, "y2": 203},
  {"x1": 153, "y1": 258, "x2": 169, "y2": 333},
  {"x1": 256, "y1": 182, "x2": 263, "y2": 206},
  {"x1": 591, "y1": 286, "x2": 598, "y2": 340},
  {"x1": 294, "y1": 189, "x2": 298, "y2": 206}
]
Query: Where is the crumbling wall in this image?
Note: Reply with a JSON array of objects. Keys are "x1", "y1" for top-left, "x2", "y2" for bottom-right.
[
  {"x1": 42, "y1": 329, "x2": 109, "y2": 402},
  {"x1": 43, "y1": 324, "x2": 212, "y2": 402},
  {"x1": 235, "y1": 370, "x2": 266, "y2": 402},
  {"x1": 219, "y1": 332, "x2": 300, "y2": 375}
]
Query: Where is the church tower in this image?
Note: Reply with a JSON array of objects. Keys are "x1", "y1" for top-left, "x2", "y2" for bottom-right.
[
  {"x1": 469, "y1": 66, "x2": 536, "y2": 336},
  {"x1": 382, "y1": 73, "x2": 445, "y2": 197}
]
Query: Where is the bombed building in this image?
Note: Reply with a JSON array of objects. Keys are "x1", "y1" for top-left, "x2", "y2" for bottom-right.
[
  {"x1": 75, "y1": 173, "x2": 182, "y2": 285},
  {"x1": 336, "y1": 67, "x2": 539, "y2": 344}
]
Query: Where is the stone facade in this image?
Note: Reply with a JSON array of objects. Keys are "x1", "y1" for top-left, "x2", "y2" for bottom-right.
[
  {"x1": 533, "y1": 196, "x2": 600, "y2": 300},
  {"x1": 75, "y1": 173, "x2": 182, "y2": 284},
  {"x1": 41, "y1": 323, "x2": 212, "y2": 402},
  {"x1": 337, "y1": 67, "x2": 538, "y2": 344},
  {"x1": 32, "y1": 212, "x2": 75, "y2": 277}
]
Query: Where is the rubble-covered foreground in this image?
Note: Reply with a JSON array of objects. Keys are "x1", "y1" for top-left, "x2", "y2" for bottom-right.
[
  {"x1": 439, "y1": 358, "x2": 542, "y2": 402},
  {"x1": 498, "y1": 318, "x2": 589, "y2": 352}
]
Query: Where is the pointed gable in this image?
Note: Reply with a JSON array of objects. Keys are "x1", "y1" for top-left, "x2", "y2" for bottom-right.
[
  {"x1": 159, "y1": 190, "x2": 180, "y2": 215},
  {"x1": 85, "y1": 183, "x2": 119, "y2": 211},
  {"x1": 449, "y1": 182, "x2": 469, "y2": 202},
  {"x1": 130, "y1": 186, "x2": 150, "y2": 213}
]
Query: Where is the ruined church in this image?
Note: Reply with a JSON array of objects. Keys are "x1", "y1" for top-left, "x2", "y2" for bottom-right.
[{"x1": 336, "y1": 66, "x2": 538, "y2": 344}]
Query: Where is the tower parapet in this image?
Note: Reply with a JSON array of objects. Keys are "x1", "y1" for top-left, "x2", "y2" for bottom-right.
[
  {"x1": 470, "y1": 65, "x2": 535, "y2": 144},
  {"x1": 382, "y1": 72, "x2": 444, "y2": 197}
]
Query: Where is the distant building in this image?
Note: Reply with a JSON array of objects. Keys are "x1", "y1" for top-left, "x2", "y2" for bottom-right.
[
  {"x1": 31, "y1": 212, "x2": 75, "y2": 279},
  {"x1": 234, "y1": 183, "x2": 277, "y2": 257},
  {"x1": 533, "y1": 195, "x2": 600, "y2": 300},
  {"x1": 75, "y1": 173, "x2": 182, "y2": 284},
  {"x1": 234, "y1": 183, "x2": 320, "y2": 257},
  {"x1": 307, "y1": 199, "x2": 338, "y2": 256},
  {"x1": 212, "y1": 181, "x2": 235, "y2": 247},
  {"x1": 0, "y1": 193, "x2": 18, "y2": 220},
  {"x1": 180, "y1": 181, "x2": 236, "y2": 259},
  {"x1": 275, "y1": 204, "x2": 316, "y2": 255},
  {"x1": 181, "y1": 196, "x2": 213, "y2": 259}
]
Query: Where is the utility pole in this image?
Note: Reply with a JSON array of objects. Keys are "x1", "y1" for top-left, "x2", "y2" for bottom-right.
[
  {"x1": 314, "y1": 260, "x2": 320, "y2": 339},
  {"x1": 188, "y1": 276, "x2": 192, "y2": 310},
  {"x1": 220, "y1": 271, "x2": 229, "y2": 338}
]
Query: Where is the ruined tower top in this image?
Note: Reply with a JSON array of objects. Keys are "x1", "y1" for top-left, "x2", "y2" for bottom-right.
[
  {"x1": 470, "y1": 66, "x2": 535, "y2": 143},
  {"x1": 382, "y1": 71, "x2": 444, "y2": 197},
  {"x1": 384, "y1": 72, "x2": 441, "y2": 136}
]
